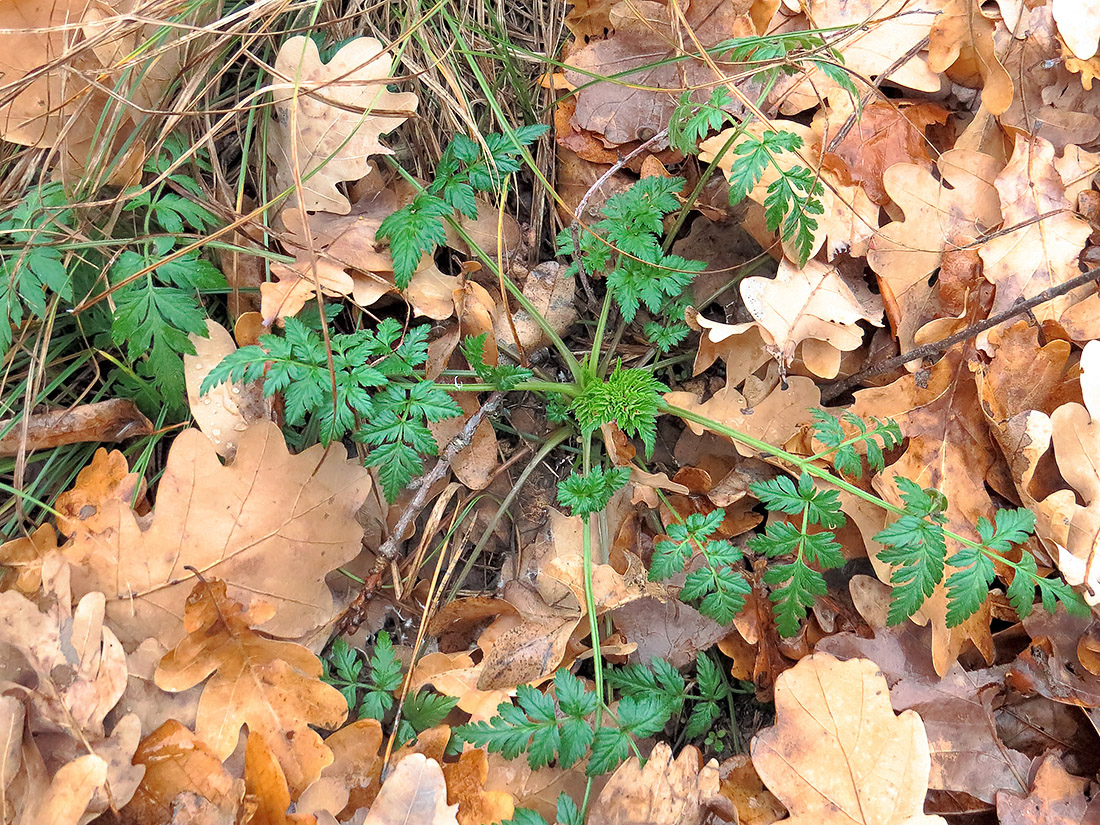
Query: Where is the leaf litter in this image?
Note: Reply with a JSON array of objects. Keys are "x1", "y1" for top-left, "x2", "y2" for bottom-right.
[{"x1": 10, "y1": 0, "x2": 1100, "y2": 823}]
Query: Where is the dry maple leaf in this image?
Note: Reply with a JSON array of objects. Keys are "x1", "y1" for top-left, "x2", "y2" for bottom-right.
[
  {"x1": 62, "y1": 421, "x2": 371, "y2": 647},
  {"x1": 153, "y1": 579, "x2": 347, "y2": 797},
  {"x1": 851, "y1": 350, "x2": 998, "y2": 675},
  {"x1": 564, "y1": 0, "x2": 755, "y2": 146},
  {"x1": 123, "y1": 719, "x2": 244, "y2": 825},
  {"x1": 586, "y1": 742, "x2": 719, "y2": 825},
  {"x1": 362, "y1": 754, "x2": 459, "y2": 825},
  {"x1": 979, "y1": 135, "x2": 1092, "y2": 327},
  {"x1": 996, "y1": 753, "x2": 1090, "y2": 825},
  {"x1": 738, "y1": 258, "x2": 883, "y2": 378},
  {"x1": 751, "y1": 653, "x2": 947, "y2": 825},
  {"x1": 269, "y1": 36, "x2": 417, "y2": 214},
  {"x1": 867, "y1": 148, "x2": 1002, "y2": 354}
]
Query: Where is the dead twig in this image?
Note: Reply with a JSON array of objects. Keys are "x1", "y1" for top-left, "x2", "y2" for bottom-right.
[
  {"x1": 821, "y1": 263, "x2": 1100, "y2": 402},
  {"x1": 375, "y1": 390, "x2": 505, "y2": 562}
]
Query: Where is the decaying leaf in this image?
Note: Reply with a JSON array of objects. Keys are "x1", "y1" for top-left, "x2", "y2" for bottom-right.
[
  {"x1": 62, "y1": 421, "x2": 371, "y2": 646},
  {"x1": 153, "y1": 579, "x2": 348, "y2": 797},
  {"x1": 996, "y1": 752, "x2": 1089, "y2": 825},
  {"x1": 269, "y1": 36, "x2": 418, "y2": 214},
  {"x1": 751, "y1": 653, "x2": 947, "y2": 825}
]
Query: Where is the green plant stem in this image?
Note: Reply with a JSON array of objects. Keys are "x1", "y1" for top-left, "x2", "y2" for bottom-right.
[
  {"x1": 589, "y1": 289, "x2": 614, "y2": 375},
  {"x1": 661, "y1": 400, "x2": 1056, "y2": 589}
]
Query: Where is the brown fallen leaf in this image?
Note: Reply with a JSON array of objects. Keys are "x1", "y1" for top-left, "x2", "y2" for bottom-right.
[
  {"x1": 184, "y1": 320, "x2": 270, "y2": 458},
  {"x1": 361, "y1": 754, "x2": 458, "y2": 825},
  {"x1": 408, "y1": 651, "x2": 511, "y2": 722},
  {"x1": 751, "y1": 653, "x2": 947, "y2": 825},
  {"x1": 297, "y1": 719, "x2": 383, "y2": 819},
  {"x1": 268, "y1": 37, "x2": 417, "y2": 214},
  {"x1": 564, "y1": 0, "x2": 756, "y2": 146},
  {"x1": 767, "y1": 0, "x2": 946, "y2": 115},
  {"x1": 738, "y1": 258, "x2": 883, "y2": 377},
  {"x1": 63, "y1": 421, "x2": 371, "y2": 646},
  {"x1": 587, "y1": 742, "x2": 719, "y2": 825},
  {"x1": 154, "y1": 579, "x2": 348, "y2": 796},
  {"x1": 21, "y1": 753, "x2": 108, "y2": 825},
  {"x1": 927, "y1": 0, "x2": 1013, "y2": 115},
  {"x1": 979, "y1": 135, "x2": 1093, "y2": 329},
  {"x1": 442, "y1": 748, "x2": 514, "y2": 825},
  {"x1": 714, "y1": 754, "x2": 787, "y2": 825},
  {"x1": 0, "y1": 524, "x2": 57, "y2": 596},
  {"x1": 0, "y1": 400, "x2": 153, "y2": 457},
  {"x1": 996, "y1": 753, "x2": 1090, "y2": 825},
  {"x1": 122, "y1": 720, "x2": 244, "y2": 825},
  {"x1": 53, "y1": 447, "x2": 147, "y2": 538},
  {"x1": 866, "y1": 149, "x2": 1002, "y2": 354},
  {"x1": 243, "y1": 731, "x2": 316, "y2": 825},
  {"x1": 1052, "y1": 0, "x2": 1100, "y2": 61}
]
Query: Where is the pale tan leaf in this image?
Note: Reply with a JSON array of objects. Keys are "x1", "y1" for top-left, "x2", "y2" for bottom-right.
[
  {"x1": 63, "y1": 422, "x2": 371, "y2": 646},
  {"x1": 361, "y1": 754, "x2": 458, "y2": 825},
  {"x1": 269, "y1": 37, "x2": 417, "y2": 214},
  {"x1": 751, "y1": 653, "x2": 946, "y2": 825},
  {"x1": 154, "y1": 580, "x2": 348, "y2": 796},
  {"x1": 1053, "y1": 0, "x2": 1100, "y2": 60},
  {"x1": 587, "y1": 743, "x2": 719, "y2": 825}
]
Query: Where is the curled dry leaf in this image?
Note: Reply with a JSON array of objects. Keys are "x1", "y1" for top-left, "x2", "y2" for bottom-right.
[
  {"x1": 361, "y1": 754, "x2": 459, "y2": 825},
  {"x1": 184, "y1": 320, "x2": 270, "y2": 458},
  {"x1": 751, "y1": 653, "x2": 947, "y2": 825},
  {"x1": 587, "y1": 742, "x2": 719, "y2": 825},
  {"x1": 0, "y1": 523, "x2": 57, "y2": 595},
  {"x1": 0, "y1": 399, "x2": 153, "y2": 457},
  {"x1": 154, "y1": 579, "x2": 348, "y2": 797},
  {"x1": 268, "y1": 36, "x2": 417, "y2": 214},
  {"x1": 927, "y1": 0, "x2": 1013, "y2": 115},
  {"x1": 62, "y1": 421, "x2": 371, "y2": 646}
]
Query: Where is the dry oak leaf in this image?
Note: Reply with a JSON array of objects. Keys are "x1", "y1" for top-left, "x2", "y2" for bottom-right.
[
  {"x1": 995, "y1": 752, "x2": 1090, "y2": 825},
  {"x1": 751, "y1": 653, "x2": 947, "y2": 825},
  {"x1": 739, "y1": 257, "x2": 883, "y2": 378},
  {"x1": 408, "y1": 651, "x2": 511, "y2": 722},
  {"x1": 297, "y1": 719, "x2": 384, "y2": 819},
  {"x1": 362, "y1": 754, "x2": 458, "y2": 825},
  {"x1": 867, "y1": 149, "x2": 1002, "y2": 354},
  {"x1": 587, "y1": 742, "x2": 719, "y2": 825},
  {"x1": 563, "y1": 0, "x2": 755, "y2": 146},
  {"x1": 269, "y1": 36, "x2": 417, "y2": 214},
  {"x1": 817, "y1": 100, "x2": 951, "y2": 205},
  {"x1": 996, "y1": 4, "x2": 1100, "y2": 150},
  {"x1": 0, "y1": 523, "x2": 57, "y2": 595},
  {"x1": 154, "y1": 579, "x2": 348, "y2": 797},
  {"x1": 243, "y1": 731, "x2": 316, "y2": 825},
  {"x1": 767, "y1": 0, "x2": 947, "y2": 115},
  {"x1": 122, "y1": 720, "x2": 244, "y2": 825},
  {"x1": 0, "y1": 566, "x2": 126, "y2": 738},
  {"x1": 714, "y1": 754, "x2": 787, "y2": 825},
  {"x1": 927, "y1": 0, "x2": 1013, "y2": 114},
  {"x1": 442, "y1": 748, "x2": 514, "y2": 825},
  {"x1": 979, "y1": 135, "x2": 1093, "y2": 328},
  {"x1": 185, "y1": 320, "x2": 270, "y2": 459},
  {"x1": 20, "y1": 753, "x2": 108, "y2": 825},
  {"x1": 664, "y1": 376, "x2": 821, "y2": 459},
  {"x1": 850, "y1": 351, "x2": 997, "y2": 675},
  {"x1": 1053, "y1": 0, "x2": 1100, "y2": 61},
  {"x1": 62, "y1": 421, "x2": 371, "y2": 647},
  {"x1": 54, "y1": 447, "x2": 146, "y2": 538}
]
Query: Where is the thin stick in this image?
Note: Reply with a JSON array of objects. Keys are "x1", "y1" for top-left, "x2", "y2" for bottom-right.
[
  {"x1": 375, "y1": 390, "x2": 504, "y2": 562},
  {"x1": 821, "y1": 264, "x2": 1100, "y2": 402}
]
